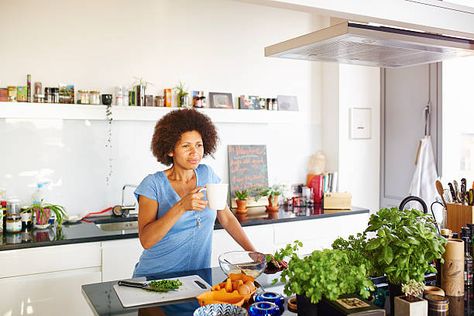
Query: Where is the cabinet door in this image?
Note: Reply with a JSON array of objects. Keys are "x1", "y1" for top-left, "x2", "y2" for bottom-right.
[
  {"x1": 380, "y1": 63, "x2": 441, "y2": 208},
  {"x1": 0, "y1": 242, "x2": 101, "y2": 278},
  {"x1": 211, "y1": 225, "x2": 274, "y2": 267},
  {"x1": 102, "y1": 238, "x2": 143, "y2": 281},
  {"x1": 0, "y1": 267, "x2": 101, "y2": 316}
]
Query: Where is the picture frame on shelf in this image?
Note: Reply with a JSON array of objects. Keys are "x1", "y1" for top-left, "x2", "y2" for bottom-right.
[
  {"x1": 209, "y1": 92, "x2": 233, "y2": 109},
  {"x1": 277, "y1": 95, "x2": 298, "y2": 111},
  {"x1": 239, "y1": 95, "x2": 260, "y2": 110},
  {"x1": 192, "y1": 91, "x2": 207, "y2": 108}
]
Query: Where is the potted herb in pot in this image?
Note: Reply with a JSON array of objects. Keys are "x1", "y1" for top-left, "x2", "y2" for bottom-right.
[
  {"x1": 254, "y1": 185, "x2": 283, "y2": 212},
  {"x1": 271, "y1": 241, "x2": 374, "y2": 315},
  {"x1": 234, "y1": 190, "x2": 249, "y2": 214},
  {"x1": 364, "y1": 207, "x2": 446, "y2": 315},
  {"x1": 24, "y1": 202, "x2": 67, "y2": 229},
  {"x1": 394, "y1": 280, "x2": 428, "y2": 316},
  {"x1": 174, "y1": 81, "x2": 189, "y2": 108}
]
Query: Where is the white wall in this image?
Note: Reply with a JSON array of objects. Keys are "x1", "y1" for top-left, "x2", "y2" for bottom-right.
[
  {"x1": 321, "y1": 64, "x2": 381, "y2": 212},
  {"x1": 442, "y1": 56, "x2": 474, "y2": 181},
  {"x1": 0, "y1": 0, "x2": 324, "y2": 215},
  {"x1": 338, "y1": 65, "x2": 380, "y2": 212}
]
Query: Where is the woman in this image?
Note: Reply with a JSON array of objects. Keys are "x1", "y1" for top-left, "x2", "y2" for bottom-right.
[{"x1": 133, "y1": 109, "x2": 256, "y2": 277}]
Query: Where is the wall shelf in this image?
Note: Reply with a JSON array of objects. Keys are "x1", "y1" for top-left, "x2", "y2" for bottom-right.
[{"x1": 0, "y1": 102, "x2": 301, "y2": 124}]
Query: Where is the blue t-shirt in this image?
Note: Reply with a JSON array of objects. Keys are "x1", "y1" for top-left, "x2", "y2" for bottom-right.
[{"x1": 133, "y1": 164, "x2": 221, "y2": 277}]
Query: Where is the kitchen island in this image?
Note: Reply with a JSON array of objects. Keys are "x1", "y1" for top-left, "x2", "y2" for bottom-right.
[
  {"x1": 82, "y1": 266, "x2": 294, "y2": 316},
  {"x1": 82, "y1": 266, "x2": 474, "y2": 316}
]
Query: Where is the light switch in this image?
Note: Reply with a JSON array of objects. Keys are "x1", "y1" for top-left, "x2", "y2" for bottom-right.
[{"x1": 350, "y1": 108, "x2": 371, "y2": 139}]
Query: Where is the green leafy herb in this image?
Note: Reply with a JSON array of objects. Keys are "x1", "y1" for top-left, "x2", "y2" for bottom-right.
[
  {"x1": 271, "y1": 241, "x2": 374, "y2": 304},
  {"x1": 364, "y1": 207, "x2": 446, "y2": 285},
  {"x1": 332, "y1": 233, "x2": 375, "y2": 276},
  {"x1": 147, "y1": 279, "x2": 183, "y2": 292}
]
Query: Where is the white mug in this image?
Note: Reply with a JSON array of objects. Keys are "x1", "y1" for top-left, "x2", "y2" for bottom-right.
[{"x1": 206, "y1": 183, "x2": 228, "y2": 210}]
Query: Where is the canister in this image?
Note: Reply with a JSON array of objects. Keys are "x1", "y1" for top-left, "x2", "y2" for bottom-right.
[
  {"x1": 6, "y1": 213, "x2": 22, "y2": 233},
  {"x1": 164, "y1": 89, "x2": 172, "y2": 107},
  {"x1": 8, "y1": 86, "x2": 17, "y2": 102},
  {"x1": 78, "y1": 90, "x2": 90, "y2": 104},
  {"x1": 7, "y1": 199, "x2": 21, "y2": 214},
  {"x1": 90, "y1": 91, "x2": 101, "y2": 105}
]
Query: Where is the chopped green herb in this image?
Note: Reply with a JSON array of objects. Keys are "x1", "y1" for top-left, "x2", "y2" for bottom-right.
[{"x1": 147, "y1": 279, "x2": 183, "y2": 292}]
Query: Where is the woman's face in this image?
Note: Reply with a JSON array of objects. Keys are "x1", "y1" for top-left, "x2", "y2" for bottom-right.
[{"x1": 169, "y1": 130, "x2": 204, "y2": 169}]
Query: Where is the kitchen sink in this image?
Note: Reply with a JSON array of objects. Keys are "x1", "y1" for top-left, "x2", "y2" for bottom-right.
[{"x1": 96, "y1": 221, "x2": 139, "y2": 232}]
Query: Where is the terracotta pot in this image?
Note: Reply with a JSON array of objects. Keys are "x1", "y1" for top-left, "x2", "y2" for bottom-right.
[
  {"x1": 266, "y1": 195, "x2": 279, "y2": 212},
  {"x1": 235, "y1": 199, "x2": 248, "y2": 214}
]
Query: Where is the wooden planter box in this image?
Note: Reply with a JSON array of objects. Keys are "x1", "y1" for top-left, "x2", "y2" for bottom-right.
[{"x1": 446, "y1": 203, "x2": 474, "y2": 234}]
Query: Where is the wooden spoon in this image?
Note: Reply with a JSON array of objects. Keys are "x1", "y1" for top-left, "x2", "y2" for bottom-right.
[{"x1": 435, "y1": 180, "x2": 447, "y2": 207}]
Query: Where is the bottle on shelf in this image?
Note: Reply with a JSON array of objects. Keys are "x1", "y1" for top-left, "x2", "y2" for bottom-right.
[{"x1": 463, "y1": 236, "x2": 473, "y2": 287}]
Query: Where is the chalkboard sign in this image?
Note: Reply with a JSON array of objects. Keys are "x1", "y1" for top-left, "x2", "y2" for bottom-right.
[{"x1": 228, "y1": 145, "x2": 268, "y2": 200}]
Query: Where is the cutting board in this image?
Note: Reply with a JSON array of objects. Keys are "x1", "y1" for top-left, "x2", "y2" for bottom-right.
[{"x1": 113, "y1": 275, "x2": 211, "y2": 307}]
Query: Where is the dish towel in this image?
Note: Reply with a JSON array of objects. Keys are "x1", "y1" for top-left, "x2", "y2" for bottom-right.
[{"x1": 408, "y1": 135, "x2": 438, "y2": 212}]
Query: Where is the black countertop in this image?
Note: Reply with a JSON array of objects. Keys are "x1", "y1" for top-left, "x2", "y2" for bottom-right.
[
  {"x1": 82, "y1": 266, "x2": 294, "y2": 316},
  {"x1": 82, "y1": 267, "x2": 474, "y2": 316},
  {"x1": 0, "y1": 206, "x2": 369, "y2": 251}
]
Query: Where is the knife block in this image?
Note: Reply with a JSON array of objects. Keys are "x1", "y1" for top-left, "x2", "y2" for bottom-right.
[{"x1": 446, "y1": 203, "x2": 474, "y2": 235}]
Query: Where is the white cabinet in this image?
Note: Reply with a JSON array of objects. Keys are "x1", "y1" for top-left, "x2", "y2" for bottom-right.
[
  {"x1": 0, "y1": 243, "x2": 101, "y2": 316},
  {"x1": 101, "y1": 238, "x2": 143, "y2": 282},
  {"x1": 211, "y1": 212, "x2": 370, "y2": 267},
  {"x1": 273, "y1": 213, "x2": 369, "y2": 255},
  {"x1": 211, "y1": 225, "x2": 275, "y2": 267}
]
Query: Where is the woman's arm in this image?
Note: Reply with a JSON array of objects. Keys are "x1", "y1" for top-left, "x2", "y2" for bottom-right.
[
  {"x1": 138, "y1": 188, "x2": 207, "y2": 249},
  {"x1": 217, "y1": 206, "x2": 256, "y2": 252}
]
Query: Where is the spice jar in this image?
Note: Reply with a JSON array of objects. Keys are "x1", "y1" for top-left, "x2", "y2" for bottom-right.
[
  {"x1": 89, "y1": 91, "x2": 100, "y2": 105},
  {"x1": 20, "y1": 207, "x2": 32, "y2": 231},
  {"x1": 6, "y1": 213, "x2": 22, "y2": 233},
  {"x1": 78, "y1": 90, "x2": 90, "y2": 104}
]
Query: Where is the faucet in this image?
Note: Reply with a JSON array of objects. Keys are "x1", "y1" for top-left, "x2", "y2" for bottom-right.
[
  {"x1": 399, "y1": 195, "x2": 440, "y2": 234},
  {"x1": 398, "y1": 195, "x2": 428, "y2": 214},
  {"x1": 112, "y1": 184, "x2": 138, "y2": 217},
  {"x1": 122, "y1": 184, "x2": 138, "y2": 207}
]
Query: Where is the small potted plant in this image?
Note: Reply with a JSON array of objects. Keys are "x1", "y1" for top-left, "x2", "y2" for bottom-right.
[
  {"x1": 174, "y1": 81, "x2": 189, "y2": 108},
  {"x1": 234, "y1": 190, "x2": 249, "y2": 214},
  {"x1": 394, "y1": 280, "x2": 427, "y2": 316},
  {"x1": 24, "y1": 202, "x2": 67, "y2": 229},
  {"x1": 364, "y1": 207, "x2": 446, "y2": 315},
  {"x1": 271, "y1": 240, "x2": 374, "y2": 315},
  {"x1": 254, "y1": 185, "x2": 283, "y2": 212}
]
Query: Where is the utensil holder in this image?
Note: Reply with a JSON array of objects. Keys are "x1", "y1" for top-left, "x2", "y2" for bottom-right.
[{"x1": 446, "y1": 203, "x2": 474, "y2": 235}]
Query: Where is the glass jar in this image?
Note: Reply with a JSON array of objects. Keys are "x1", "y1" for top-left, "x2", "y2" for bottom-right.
[
  {"x1": 89, "y1": 91, "x2": 100, "y2": 105},
  {"x1": 6, "y1": 213, "x2": 22, "y2": 233},
  {"x1": 248, "y1": 302, "x2": 280, "y2": 316},
  {"x1": 7, "y1": 199, "x2": 21, "y2": 214},
  {"x1": 254, "y1": 292, "x2": 285, "y2": 314},
  {"x1": 78, "y1": 90, "x2": 90, "y2": 104},
  {"x1": 20, "y1": 207, "x2": 32, "y2": 230}
]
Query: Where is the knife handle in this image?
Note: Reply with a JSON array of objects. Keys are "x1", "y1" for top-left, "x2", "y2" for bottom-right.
[
  {"x1": 448, "y1": 183, "x2": 457, "y2": 203},
  {"x1": 118, "y1": 280, "x2": 146, "y2": 288}
]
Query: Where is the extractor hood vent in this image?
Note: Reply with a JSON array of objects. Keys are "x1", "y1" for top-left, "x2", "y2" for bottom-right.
[{"x1": 265, "y1": 21, "x2": 474, "y2": 68}]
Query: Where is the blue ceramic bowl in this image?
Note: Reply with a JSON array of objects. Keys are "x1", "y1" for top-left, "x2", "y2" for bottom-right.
[
  {"x1": 254, "y1": 292, "x2": 285, "y2": 314},
  {"x1": 193, "y1": 303, "x2": 248, "y2": 316},
  {"x1": 248, "y1": 301, "x2": 280, "y2": 316}
]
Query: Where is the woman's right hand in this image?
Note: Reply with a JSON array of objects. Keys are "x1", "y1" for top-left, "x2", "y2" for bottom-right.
[{"x1": 179, "y1": 187, "x2": 208, "y2": 212}]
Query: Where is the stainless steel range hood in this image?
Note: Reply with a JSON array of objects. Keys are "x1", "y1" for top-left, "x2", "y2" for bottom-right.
[{"x1": 265, "y1": 21, "x2": 474, "y2": 68}]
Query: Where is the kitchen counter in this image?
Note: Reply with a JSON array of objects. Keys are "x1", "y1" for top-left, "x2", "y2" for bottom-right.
[
  {"x1": 82, "y1": 266, "x2": 474, "y2": 316},
  {"x1": 82, "y1": 266, "x2": 294, "y2": 316},
  {"x1": 0, "y1": 206, "x2": 369, "y2": 251}
]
